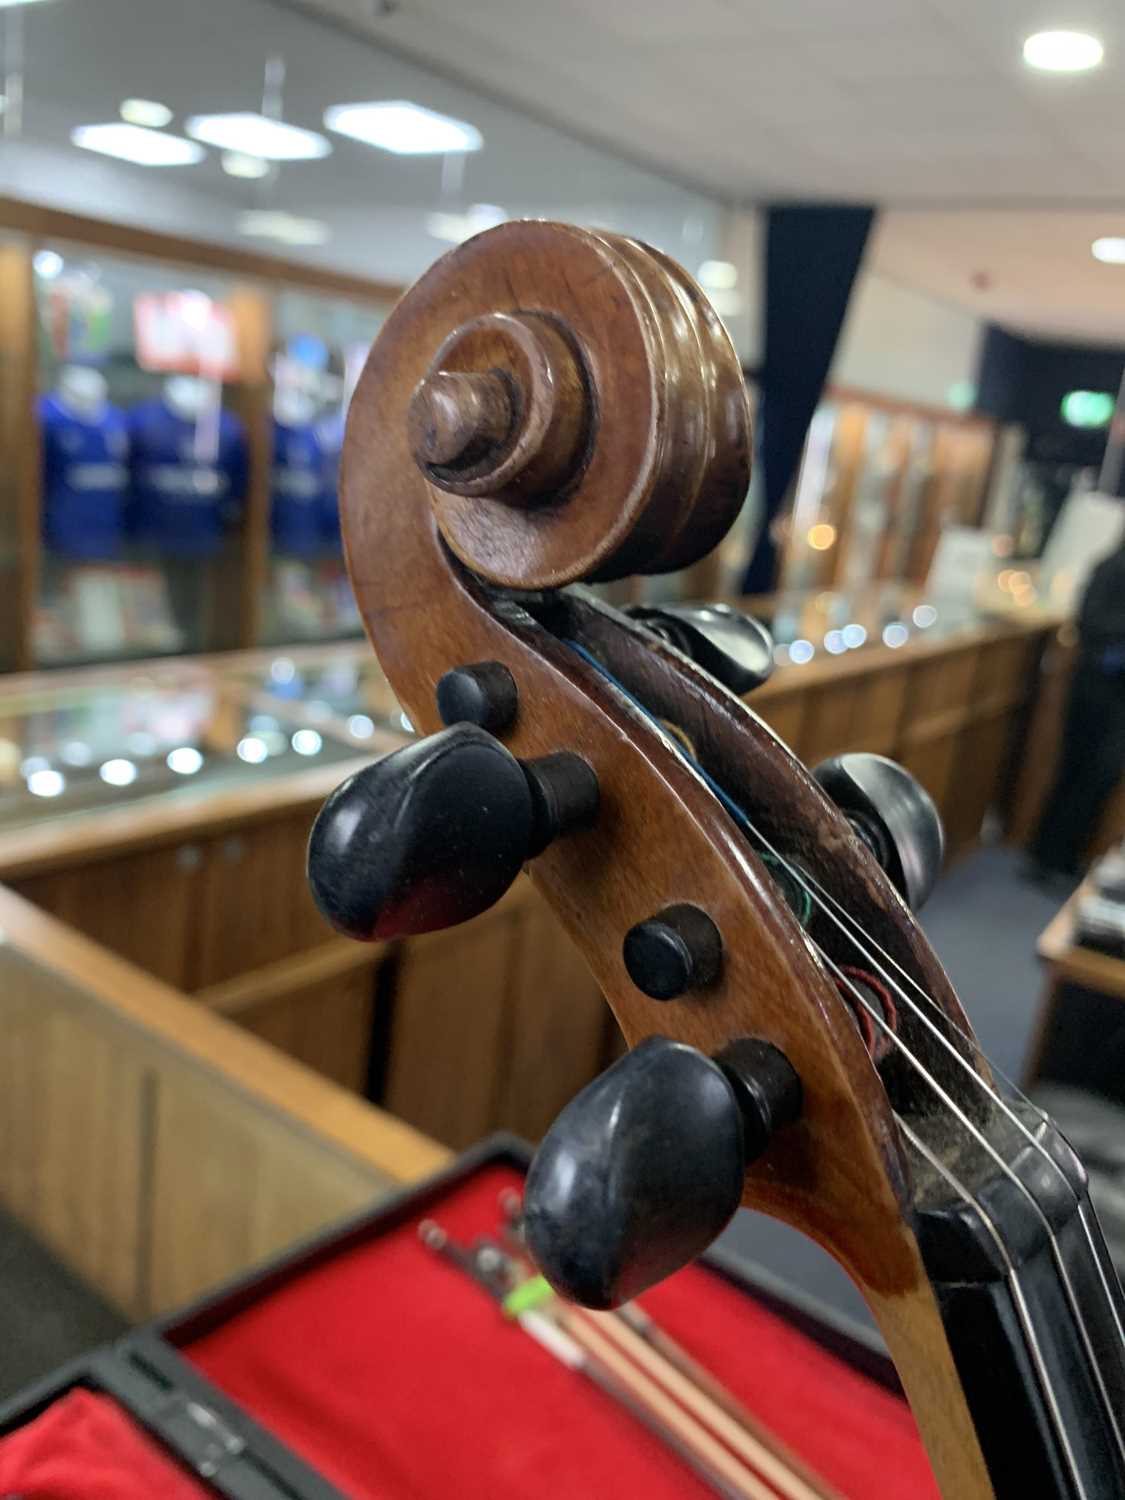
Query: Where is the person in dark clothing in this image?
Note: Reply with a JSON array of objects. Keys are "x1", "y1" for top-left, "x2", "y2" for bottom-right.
[{"x1": 1031, "y1": 535, "x2": 1125, "y2": 877}]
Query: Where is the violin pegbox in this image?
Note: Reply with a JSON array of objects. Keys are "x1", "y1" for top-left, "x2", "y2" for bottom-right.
[{"x1": 310, "y1": 217, "x2": 968, "y2": 1329}]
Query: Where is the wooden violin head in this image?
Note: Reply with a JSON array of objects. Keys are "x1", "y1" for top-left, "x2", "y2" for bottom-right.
[
  {"x1": 310, "y1": 221, "x2": 1125, "y2": 1498},
  {"x1": 314, "y1": 217, "x2": 986, "y2": 1295}
]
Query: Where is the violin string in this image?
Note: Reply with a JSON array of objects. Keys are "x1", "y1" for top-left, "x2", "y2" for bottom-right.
[
  {"x1": 790, "y1": 862, "x2": 1125, "y2": 1360},
  {"x1": 896, "y1": 1113, "x2": 1089, "y2": 1500},
  {"x1": 562, "y1": 638, "x2": 1123, "y2": 1470},
  {"x1": 727, "y1": 810, "x2": 1125, "y2": 1472}
]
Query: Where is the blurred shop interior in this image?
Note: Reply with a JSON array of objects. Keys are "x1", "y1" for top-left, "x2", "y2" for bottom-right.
[{"x1": 2, "y1": 0, "x2": 1125, "y2": 1493}]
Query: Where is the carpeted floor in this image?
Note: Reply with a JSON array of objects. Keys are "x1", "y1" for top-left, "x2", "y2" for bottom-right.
[{"x1": 0, "y1": 843, "x2": 1074, "y2": 1398}]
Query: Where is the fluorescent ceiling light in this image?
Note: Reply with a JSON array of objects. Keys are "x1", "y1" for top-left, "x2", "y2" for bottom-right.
[
  {"x1": 1022, "y1": 29, "x2": 1103, "y2": 72},
  {"x1": 0, "y1": 1, "x2": 55, "y2": 8},
  {"x1": 238, "y1": 210, "x2": 330, "y2": 246},
  {"x1": 1092, "y1": 236, "x2": 1125, "y2": 264},
  {"x1": 427, "y1": 203, "x2": 506, "y2": 244},
  {"x1": 222, "y1": 150, "x2": 270, "y2": 179},
  {"x1": 697, "y1": 260, "x2": 738, "y2": 291},
  {"x1": 120, "y1": 98, "x2": 172, "y2": 128},
  {"x1": 186, "y1": 112, "x2": 329, "y2": 161},
  {"x1": 325, "y1": 100, "x2": 482, "y2": 155},
  {"x1": 71, "y1": 122, "x2": 204, "y2": 167}
]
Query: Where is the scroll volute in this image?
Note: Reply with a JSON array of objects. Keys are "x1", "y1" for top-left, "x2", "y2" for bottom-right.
[{"x1": 339, "y1": 220, "x2": 914, "y2": 1294}]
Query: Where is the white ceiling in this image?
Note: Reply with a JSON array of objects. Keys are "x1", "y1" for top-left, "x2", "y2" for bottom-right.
[
  {"x1": 5, "y1": 0, "x2": 723, "y2": 287},
  {"x1": 870, "y1": 210, "x2": 1125, "y2": 345},
  {"x1": 301, "y1": 0, "x2": 1125, "y2": 204}
]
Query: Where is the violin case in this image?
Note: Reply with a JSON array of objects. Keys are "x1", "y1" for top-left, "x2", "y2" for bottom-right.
[{"x1": 0, "y1": 1136, "x2": 939, "y2": 1499}]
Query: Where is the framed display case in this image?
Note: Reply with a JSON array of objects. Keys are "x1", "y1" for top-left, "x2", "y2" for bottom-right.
[
  {"x1": 262, "y1": 290, "x2": 388, "y2": 647},
  {"x1": 0, "y1": 197, "x2": 398, "y2": 673},
  {"x1": 779, "y1": 388, "x2": 997, "y2": 596},
  {"x1": 31, "y1": 244, "x2": 262, "y2": 666}
]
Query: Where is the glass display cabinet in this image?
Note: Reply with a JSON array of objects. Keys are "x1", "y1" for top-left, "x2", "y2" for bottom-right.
[
  {"x1": 261, "y1": 290, "x2": 389, "y2": 646},
  {"x1": 31, "y1": 245, "x2": 261, "y2": 666},
  {"x1": 779, "y1": 393, "x2": 996, "y2": 598},
  {"x1": 0, "y1": 204, "x2": 402, "y2": 674}
]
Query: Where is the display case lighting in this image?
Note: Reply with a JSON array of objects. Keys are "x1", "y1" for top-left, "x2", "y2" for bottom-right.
[
  {"x1": 167, "y1": 746, "x2": 204, "y2": 775},
  {"x1": 325, "y1": 100, "x2": 481, "y2": 155},
  {"x1": 186, "y1": 112, "x2": 330, "y2": 161},
  {"x1": 99, "y1": 758, "x2": 138, "y2": 787},
  {"x1": 27, "y1": 769, "x2": 65, "y2": 798},
  {"x1": 291, "y1": 730, "x2": 323, "y2": 757},
  {"x1": 71, "y1": 122, "x2": 204, "y2": 167},
  {"x1": 33, "y1": 249, "x2": 63, "y2": 279}
]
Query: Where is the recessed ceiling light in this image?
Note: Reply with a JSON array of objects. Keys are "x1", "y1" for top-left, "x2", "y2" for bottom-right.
[
  {"x1": 222, "y1": 150, "x2": 270, "y2": 179},
  {"x1": 71, "y1": 122, "x2": 204, "y2": 167},
  {"x1": 324, "y1": 100, "x2": 482, "y2": 155},
  {"x1": 120, "y1": 98, "x2": 172, "y2": 129},
  {"x1": 1022, "y1": 29, "x2": 1104, "y2": 72},
  {"x1": 238, "y1": 210, "x2": 331, "y2": 246},
  {"x1": 186, "y1": 112, "x2": 330, "y2": 161},
  {"x1": 1092, "y1": 236, "x2": 1125, "y2": 264},
  {"x1": 0, "y1": 1, "x2": 55, "y2": 8}
]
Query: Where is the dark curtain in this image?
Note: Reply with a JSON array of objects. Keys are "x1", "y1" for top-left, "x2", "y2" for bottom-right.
[{"x1": 742, "y1": 204, "x2": 875, "y2": 593}]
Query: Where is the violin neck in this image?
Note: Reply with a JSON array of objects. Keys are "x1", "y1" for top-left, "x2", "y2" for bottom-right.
[{"x1": 901, "y1": 1101, "x2": 1125, "y2": 1499}]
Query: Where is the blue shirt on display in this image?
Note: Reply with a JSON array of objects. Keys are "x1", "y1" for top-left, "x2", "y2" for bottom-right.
[
  {"x1": 128, "y1": 400, "x2": 248, "y2": 558},
  {"x1": 314, "y1": 408, "x2": 345, "y2": 552},
  {"x1": 38, "y1": 393, "x2": 130, "y2": 560},
  {"x1": 271, "y1": 420, "x2": 329, "y2": 558}
]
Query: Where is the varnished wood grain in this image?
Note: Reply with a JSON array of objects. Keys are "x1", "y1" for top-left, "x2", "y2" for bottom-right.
[
  {"x1": 219, "y1": 964, "x2": 378, "y2": 1094},
  {"x1": 14, "y1": 843, "x2": 200, "y2": 988},
  {"x1": 386, "y1": 904, "x2": 521, "y2": 1147},
  {"x1": 0, "y1": 239, "x2": 37, "y2": 671}
]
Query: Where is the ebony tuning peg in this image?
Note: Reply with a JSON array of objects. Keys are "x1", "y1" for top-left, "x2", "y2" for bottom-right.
[
  {"x1": 524, "y1": 1036, "x2": 801, "y2": 1309},
  {"x1": 625, "y1": 603, "x2": 774, "y2": 695},
  {"x1": 813, "y1": 752, "x2": 944, "y2": 913},
  {"x1": 307, "y1": 723, "x2": 598, "y2": 941}
]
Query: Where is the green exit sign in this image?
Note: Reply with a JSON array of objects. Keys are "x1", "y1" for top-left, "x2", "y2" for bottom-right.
[{"x1": 1060, "y1": 389, "x2": 1116, "y2": 428}]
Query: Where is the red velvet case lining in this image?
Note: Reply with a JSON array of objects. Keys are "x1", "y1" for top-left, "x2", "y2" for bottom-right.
[
  {"x1": 185, "y1": 1165, "x2": 941, "y2": 1500},
  {"x1": 0, "y1": 1387, "x2": 210, "y2": 1499}
]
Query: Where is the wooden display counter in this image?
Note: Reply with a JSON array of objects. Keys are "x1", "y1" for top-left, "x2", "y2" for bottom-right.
[
  {"x1": 745, "y1": 599, "x2": 1056, "y2": 859},
  {"x1": 1026, "y1": 882, "x2": 1125, "y2": 1098},
  {"x1": 0, "y1": 882, "x2": 447, "y2": 1319},
  {"x1": 1007, "y1": 626, "x2": 1125, "y2": 860},
  {"x1": 0, "y1": 607, "x2": 1055, "y2": 1153}
]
